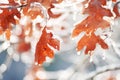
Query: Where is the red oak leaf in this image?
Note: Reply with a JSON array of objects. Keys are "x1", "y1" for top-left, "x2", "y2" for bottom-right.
[
  {"x1": 72, "y1": 16, "x2": 110, "y2": 37},
  {"x1": 72, "y1": 0, "x2": 114, "y2": 54},
  {"x1": 0, "y1": 0, "x2": 20, "y2": 31},
  {"x1": 77, "y1": 32, "x2": 108, "y2": 54},
  {"x1": 83, "y1": 0, "x2": 113, "y2": 17},
  {"x1": 35, "y1": 27, "x2": 60, "y2": 64}
]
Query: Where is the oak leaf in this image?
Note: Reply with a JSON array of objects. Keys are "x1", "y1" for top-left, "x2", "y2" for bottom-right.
[
  {"x1": 0, "y1": 0, "x2": 20, "y2": 31},
  {"x1": 35, "y1": 27, "x2": 60, "y2": 64},
  {"x1": 72, "y1": 0, "x2": 114, "y2": 54},
  {"x1": 77, "y1": 32, "x2": 108, "y2": 54}
]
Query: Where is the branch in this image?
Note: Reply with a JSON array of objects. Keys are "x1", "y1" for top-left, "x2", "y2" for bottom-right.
[{"x1": 0, "y1": 4, "x2": 27, "y2": 9}]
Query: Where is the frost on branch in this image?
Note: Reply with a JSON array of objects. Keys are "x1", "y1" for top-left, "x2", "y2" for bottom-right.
[
  {"x1": 35, "y1": 27, "x2": 60, "y2": 64},
  {"x1": 72, "y1": 0, "x2": 116, "y2": 54}
]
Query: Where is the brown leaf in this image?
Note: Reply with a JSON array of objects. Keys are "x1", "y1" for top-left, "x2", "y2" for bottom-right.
[
  {"x1": 77, "y1": 33, "x2": 108, "y2": 54},
  {"x1": 35, "y1": 27, "x2": 60, "y2": 64},
  {"x1": 72, "y1": 0, "x2": 113, "y2": 54}
]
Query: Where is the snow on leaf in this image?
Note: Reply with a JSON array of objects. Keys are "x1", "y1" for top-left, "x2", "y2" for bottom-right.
[
  {"x1": 72, "y1": 16, "x2": 110, "y2": 37},
  {"x1": 83, "y1": 0, "x2": 113, "y2": 17},
  {"x1": 77, "y1": 32, "x2": 108, "y2": 54},
  {"x1": 24, "y1": 4, "x2": 44, "y2": 19},
  {"x1": 72, "y1": 0, "x2": 114, "y2": 54},
  {"x1": 35, "y1": 27, "x2": 60, "y2": 64}
]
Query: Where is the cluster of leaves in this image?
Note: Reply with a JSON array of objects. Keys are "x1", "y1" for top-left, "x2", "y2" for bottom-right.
[
  {"x1": 72, "y1": 0, "x2": 119, "y2": 54},
  {"x1": 0, "y1": 0, "x2": 120, "y2": 64},
  {"x1": 0, "y1": 0, "x2": 62, "y2": 64}
]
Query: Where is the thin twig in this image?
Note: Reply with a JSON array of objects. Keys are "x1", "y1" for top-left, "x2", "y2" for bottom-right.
[{"x1": 0, "y1": 4, "x2": 27, "y2": 9}]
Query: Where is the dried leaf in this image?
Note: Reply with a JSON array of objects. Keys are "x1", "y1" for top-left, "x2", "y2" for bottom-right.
[
  {"x1": 77, "y1": 32, "x2": 108, "y2": 54},
  {"x1": 72, "y1": 0, "x2": 113, "y2": 54},
  {"x1": 35, "y1": 27, "x2": 60, "y2": 64},
  {"x1": 0, "y1": 1, "x2": 21, "y2": 30}
]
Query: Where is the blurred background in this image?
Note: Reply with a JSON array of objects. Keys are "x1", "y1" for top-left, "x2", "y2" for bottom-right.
[{"x1": 0, "y1": 0, "x2": 120, "y2": 80}]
